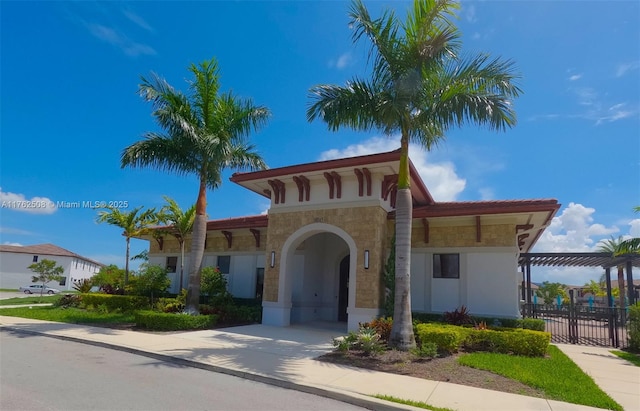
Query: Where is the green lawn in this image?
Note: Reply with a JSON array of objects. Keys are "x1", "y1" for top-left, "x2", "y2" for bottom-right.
[
  {"x1": 373, "y1": 395, "x2": 456, "y2": 411},
  {"x1": 457, "y1": 345, "x2": 622, "y2": 411},
  {"x1": 0, "y1": 294, "x2": 62, "y2": 306},
  {"x1": 0, "y1": 306, "x2": 135, "y2": 324},
  {"x1": 611, "y1": 350, "x2": 640, "y2": 367}
]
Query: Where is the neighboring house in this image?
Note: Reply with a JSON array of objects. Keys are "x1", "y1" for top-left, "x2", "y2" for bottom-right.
[
  {"x1": 0, "y1": 244, "x2": 104, "y2": 290},
  {"x1": 142, "y1": 150, "x2": 559, "y2": 331}
]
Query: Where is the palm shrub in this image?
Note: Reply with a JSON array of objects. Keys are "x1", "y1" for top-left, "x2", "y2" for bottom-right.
[{"x1": 73, "y1": 279, "x2": 93, "y2": 293}]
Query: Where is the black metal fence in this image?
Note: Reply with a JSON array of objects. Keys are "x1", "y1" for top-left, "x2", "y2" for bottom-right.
[{"x1": 522, "y1": 303, "x2": 629, "y2": 348}]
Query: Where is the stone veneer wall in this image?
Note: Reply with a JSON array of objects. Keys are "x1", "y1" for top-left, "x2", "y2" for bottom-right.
[
  {"x1": 148, "y1": 232, "x2": 266, "y2": 255},
  {"x1": 383, "y1": 222, "x2": 517, "y2": 248},
  {"x1": 263, "y1": 206, "x2": 389, "y2": 309}
]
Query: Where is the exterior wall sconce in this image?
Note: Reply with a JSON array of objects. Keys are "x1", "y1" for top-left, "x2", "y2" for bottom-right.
[
  {"x1": 270, "y1": 251, "x2": 276, "y2": 268},
  {"x1": 364, "y1": 250, "x2": 370, "y2": 269}
]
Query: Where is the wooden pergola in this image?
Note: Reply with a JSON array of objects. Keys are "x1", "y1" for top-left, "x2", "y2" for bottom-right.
[{"x1": 519, "y1": 252, "x2": 640, "y2": 307}]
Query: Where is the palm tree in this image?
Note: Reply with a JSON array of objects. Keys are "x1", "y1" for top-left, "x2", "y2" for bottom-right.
[
  {"x1": 97, "y1": 205, "x2": 157, "y2": 287},
  {"x1": 121, "y1": 58, "x2": 270, "y2": 313},
  {"x1": 599, "y1": 236, "x2": 628, "y2": 308},
  {"x1": 157, "y1": 196, "x2": 196, "y2": 292},
  {"x1": 307, "y1": 0, "x2": 521, "y2": 350}
]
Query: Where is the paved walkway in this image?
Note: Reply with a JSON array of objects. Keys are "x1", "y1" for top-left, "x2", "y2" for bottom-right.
[{"x1": 1, "y1": 316, "x2": 638, "y2": 411}]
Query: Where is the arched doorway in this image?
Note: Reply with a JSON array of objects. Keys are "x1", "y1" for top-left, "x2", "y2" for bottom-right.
[{"x1": 265, "y1": 222, "x2": 357, "y2": 329}]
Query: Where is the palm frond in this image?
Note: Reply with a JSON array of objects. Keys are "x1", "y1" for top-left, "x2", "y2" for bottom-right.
[
  {"x1": 121, "y1": 132, "x2": 201, "y2": 177},
  {"x1": 307, "y1": 80, "x2": 384, "y2": 132}
]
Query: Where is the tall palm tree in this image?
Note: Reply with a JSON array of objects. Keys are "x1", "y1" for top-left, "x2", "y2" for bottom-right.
[
  {"x1": 97, "y1": 205, "x2": 157, "y2": 287},
  {"x1": 599, "y1": 236, "x2": 628, "y2": 308},
  {"x1": 157, "y1": 196, "x2": 196, "y2": 292},
  {"x1": 307, "y1": 0, "x2": 521, "y2": 350},
  {"x1": 121, "y1": 58, "x2": 270, "y2": 313}
]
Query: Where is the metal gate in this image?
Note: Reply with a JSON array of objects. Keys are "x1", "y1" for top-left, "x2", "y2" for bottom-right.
[{"x1": 522, "y1": 302, "x2": 629, "y2": 348}]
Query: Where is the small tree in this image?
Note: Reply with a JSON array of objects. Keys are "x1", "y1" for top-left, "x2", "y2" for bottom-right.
[
  {"x1": 27, "y1": 259, "x2": 64, "y2": 297},
  {"x1": 536, "y1": 281, "x2": 568, "y2": 305},
  {"x1": 200, "y1": 266, "x2": 231, "y2": 305},
  {"x1": 129, "y1": 264, "x2": 170, "y2": 305},
  {"x1": 91, "y1": 264, "x2": 126, "y2": 294}
]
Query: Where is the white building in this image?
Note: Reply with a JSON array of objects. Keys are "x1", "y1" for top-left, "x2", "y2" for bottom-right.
[{"x1": 0, "y1": 244, "x2": 104, "y2": 290}]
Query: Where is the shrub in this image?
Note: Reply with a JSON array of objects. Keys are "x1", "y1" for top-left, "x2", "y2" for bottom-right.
[
  {"x1": 156, "y1": 297, "x2": 184, "y2": 313},
  {"x1": 73, "y1": 279, "x2": 93, "y2": 293},
  {"x1": 411, "y1": 341, "x2": 438, "y2": 358},
  {"x1": 332, "y1": 327, "x2": 385, "y2": 355},
  {"x1": 444, "y1": 305, "x2": 472, "y2": 325},
  {"x1": 134, "y1": 311, "x2": 217, "y2": 331},
  {"x1": 360, "y1": 317, "x2": 393, "y2": 344},
  {"x1": 81, "y1": 294, "x2": 149, "y2": 312},
  {"x1": 628, "y1": 302, "x2": 640, "y2": 352},
  {"x1": 464, "y1": 328, "x2": 550, "y2": 357},
  {"x1": 520, "y1": 318, "x2": 546, "y2": 331},
  {"x1": 412, "y1": 312, "x2": 445, "y2": 324},
  {"x1": 415, "y1": 323, "x2": 468, "y2": 353},
  {"x1": 54, "y1": 293, "x2": 82, "y2": 308}
]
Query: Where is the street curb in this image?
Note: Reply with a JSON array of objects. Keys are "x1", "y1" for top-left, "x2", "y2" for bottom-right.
[{"x1": 1, "y1": 325, "x2": 425, "y2": 411}]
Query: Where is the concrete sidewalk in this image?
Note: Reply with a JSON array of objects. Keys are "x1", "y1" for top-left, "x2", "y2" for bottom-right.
[{"x1": 1, "y1": 316, "x2": 637, "y2": 411}]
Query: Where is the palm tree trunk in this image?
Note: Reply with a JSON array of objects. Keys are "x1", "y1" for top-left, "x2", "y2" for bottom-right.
[
  {"x1": 124, "y1": 236, "x2": 130, "y2": 288},
  {"x1": 179, "y1": 240, "x2": 185, "y2": 293},
  {"x1": 186, "y1": 178, "x2": 207, "y2": 313},
  {"x1": 389, "y1": 136, "x2": 416, "y2": 351}
]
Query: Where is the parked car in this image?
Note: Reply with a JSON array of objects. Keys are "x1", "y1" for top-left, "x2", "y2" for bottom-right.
[{"x1": 19, "y1": 284, "x2": 60, "y2": 294}]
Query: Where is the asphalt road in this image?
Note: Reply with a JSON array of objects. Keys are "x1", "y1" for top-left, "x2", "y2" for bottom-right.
[{"x1": 0, "y1": 330, "x2": 366, "y2": 411}]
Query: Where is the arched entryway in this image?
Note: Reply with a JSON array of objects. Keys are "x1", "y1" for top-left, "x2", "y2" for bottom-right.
[{"x1": 266, "y1": 223, "x2": 357, "y2": 329}]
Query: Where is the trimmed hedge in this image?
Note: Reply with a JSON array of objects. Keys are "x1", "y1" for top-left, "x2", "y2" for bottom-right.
[
  {"x1": 134, "y1": 311, "x2": 217, "y2": 331},
  {"x1": 81, "y1": 294, "x2": 149, "y2": 312},
  {"x1": 416, "y1": 323, "x2": 550, "y2": 357},
  {"x1": 412, "y1": 312, "x2": 545, "y2": 332},
  {"x1": 415, "y1": 323, "x2": 469, "y2": 353}
]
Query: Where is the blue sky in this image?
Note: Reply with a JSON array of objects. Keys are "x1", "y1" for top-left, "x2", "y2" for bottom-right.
[{"x1": 1, "y1": 1, "x2": 638, "y2": 286}]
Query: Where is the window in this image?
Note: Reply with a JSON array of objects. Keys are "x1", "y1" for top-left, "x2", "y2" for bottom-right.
[
  {"x1": 59, "y1": 277, "x2": 66, "y2": 286},
  {"x1": 217, "y1": 255, "x2": 231, "y2": 274},
  {"x1": 32, "y1": 255, "x2": 38, "y2": 262},
  {"x1": 166, "y1": 257, "x2": 178, "y2": 273},
  {"x1": 433, "y1": 254, "x2": 459, "y2": 278}
]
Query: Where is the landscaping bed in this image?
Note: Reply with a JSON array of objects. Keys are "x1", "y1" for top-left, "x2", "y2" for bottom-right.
[{"x1": 317, "y1": 349, "x2": 545, "y2": 398}]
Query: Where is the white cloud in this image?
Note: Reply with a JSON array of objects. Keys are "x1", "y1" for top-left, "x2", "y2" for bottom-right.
[
  {"x1": 318, "y1": 136, "x2": 466, "y2": 201},
  {"x1": 328, "y1": 52, "x2": 354, "y2": 70},
  {"x1": 464, "y1": 4, "x2": 477, "y2": 23},
  {"x1": 535, "y1": 202, "x2": 618, "y2": 252},
  {"x1": 532, "y1": 202, "x2": 623, "y2": 285},
  {"x1": 2, "y1": 241, "x2": 23, "y2": 246},
  {"x1": 0, "y1": 188, "x2": 57, "y2": 215},
  {"x1": 568, "y1": 74, "x2": 582, "y2": 81},
  {"x1": 629, "y1": 218, "x2": 640, "y2": 237},
  {"x1": 121, "y1": 8, "x2": 154, "y2": 32},
  {"x1": 616, "y1": 61, "x2": 640, "y2": 77},
  {"x1": 86, "y1": 23, "x2": 156, "y2": 57}
]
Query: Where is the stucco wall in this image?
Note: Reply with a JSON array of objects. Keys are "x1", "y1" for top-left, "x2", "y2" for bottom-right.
[{"x1": 0, "y1": 253, "x2": 99, "y2": 290}]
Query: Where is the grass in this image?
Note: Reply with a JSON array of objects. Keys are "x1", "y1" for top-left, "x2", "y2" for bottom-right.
[
  {"x1": 0, "y1": 288, "x2": 18, "y2": 292},
  {"x1": 457, "y1": 345, "x2": 622, "y2": 411},
  {"x1": 611, "y1": 350, "x2": 640, "y2": 367},
  {"x1": 373, "y1": 395, "x2": 456, "y2": 411},
  {"x1": 0, "y1": 306, "x2": 136, "y2": 324},
  {"x1": 0, "y1": 294, "x2": 62, "y2": 306}
]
